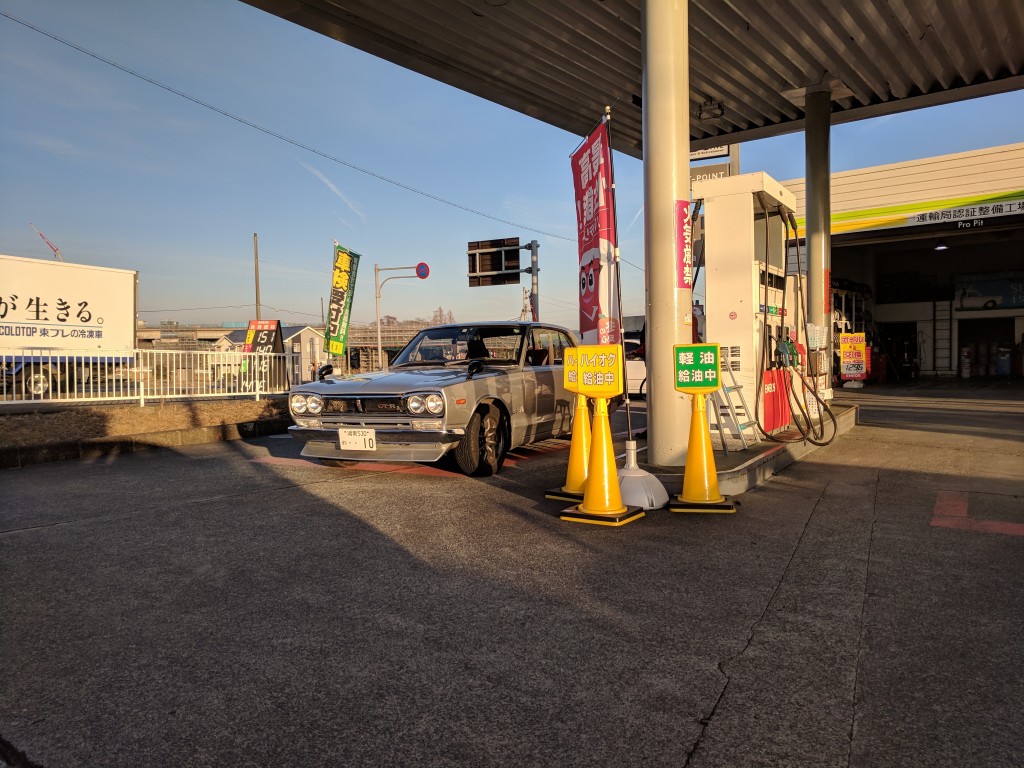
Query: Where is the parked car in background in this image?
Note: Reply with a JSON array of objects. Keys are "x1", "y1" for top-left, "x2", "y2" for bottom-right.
[
  {"x1": 958, "y1": 286, "x2": 1003, "y2": 310},
  {"x1": 624, "y1": 338, "x2": 647, "y2": 397},
  {"x1": 287, "y1": 322, "x2": 578, "y2": 475}
]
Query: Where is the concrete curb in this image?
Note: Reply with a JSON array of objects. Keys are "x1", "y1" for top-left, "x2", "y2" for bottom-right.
[
  {"x1": 0, "y1": 418, "x2": 293, "y2": 470},
  {"x1": 716, "y1": 402, "x2": 858, "y2": 495},
  {"x1": 640, "y1": 403, "x2": 859, "y2": 496}
]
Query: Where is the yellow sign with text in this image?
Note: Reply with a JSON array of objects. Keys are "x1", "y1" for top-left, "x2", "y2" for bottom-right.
[
  {"x1": 839, "y1": 332, "x2": 867, "y2": 380},
  {"x1": 563, "y1": 346, "x2": 580, "y2": 393},
  {"x1": 574, "y1": 344, "x2": 623, "y2": 398}
]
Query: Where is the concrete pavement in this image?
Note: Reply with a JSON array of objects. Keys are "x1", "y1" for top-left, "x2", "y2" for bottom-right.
[{"x1": 1, "y1": 382, "x2": 1022, "y2": 767}]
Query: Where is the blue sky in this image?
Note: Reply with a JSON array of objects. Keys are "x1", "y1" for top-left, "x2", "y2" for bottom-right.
[{"x1": 2, "y1": 0, "x2": 1022, "y2": 331}]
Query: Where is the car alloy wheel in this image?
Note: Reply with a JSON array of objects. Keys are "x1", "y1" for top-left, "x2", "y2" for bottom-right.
[{"x1": 454, "y1": 404, "x2": 506, "y2": 476}]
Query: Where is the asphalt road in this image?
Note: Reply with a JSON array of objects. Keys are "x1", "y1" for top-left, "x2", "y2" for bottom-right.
[{"x1": 2, "y1": 387, "x2": 1022, "y2": 767}]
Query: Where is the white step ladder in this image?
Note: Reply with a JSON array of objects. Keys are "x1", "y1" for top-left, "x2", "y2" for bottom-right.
[
  {"x1": 933, "y1": 300, "x2": 954, "y2": 375},
  {"x1": 710, "y1": 349, "x2": 758, "y2": 452}
]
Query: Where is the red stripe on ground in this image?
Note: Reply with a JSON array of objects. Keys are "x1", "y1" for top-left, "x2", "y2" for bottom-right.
[
  {"x1": 345, "y1": 462, "x2": 456, "y2": 476},
  {"x1": 250, "y1": 457, "x2": 320, "y2": 468},
  {"x1": 930, "y1": 517, "x2": 1024, "y2": 537},
  {"x1": 251, "y1": 439, "x2": 569, "y2": 475},
  {"x1": 932, "y1": 490, "x2": 969, "y2": 518}
]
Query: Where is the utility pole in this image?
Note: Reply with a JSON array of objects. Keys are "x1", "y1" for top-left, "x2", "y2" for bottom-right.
[
  {"x1": 519, "y1": 288, "x2": 531, "y2": 320},
  {"x1": 253, "y1": 232, "x2": 262, "y2": 320},
  {"x1": 527, "y1": 239, "x2": 539, "y2": 320}
]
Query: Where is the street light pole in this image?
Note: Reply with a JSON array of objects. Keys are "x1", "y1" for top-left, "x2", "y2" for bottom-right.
[{"x1": 375, "y1": 264, "x2": 425, "y2": 371}]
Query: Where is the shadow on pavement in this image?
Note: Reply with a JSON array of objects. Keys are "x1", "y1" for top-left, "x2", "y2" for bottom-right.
[{"x1": 1, "y1": 384, "x2": 1022, "y2": 767}]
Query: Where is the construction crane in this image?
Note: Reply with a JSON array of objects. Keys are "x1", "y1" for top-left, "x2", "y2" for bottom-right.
[{"x1": 30, "y1": 223, "x2": 64, "y2": 261}]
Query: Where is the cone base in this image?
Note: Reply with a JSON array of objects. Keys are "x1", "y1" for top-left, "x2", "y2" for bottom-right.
[
  {"x1": 545, "y1": 487, "x2": 586, "y2": 502},
  {"x1": 559, "y1": 505, "x2": 645, "y2": 526},
  {"x1": 618, "y1": 471, "x2": 670, "y2": 510},
  {"x1": 668, "y1": 497, "x2": 736, "y2": 514}
]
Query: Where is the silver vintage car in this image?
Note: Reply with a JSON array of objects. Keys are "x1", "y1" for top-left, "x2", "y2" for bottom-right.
[{"x1": 287, "y1": 322, "x2": 578, "y2": 475}]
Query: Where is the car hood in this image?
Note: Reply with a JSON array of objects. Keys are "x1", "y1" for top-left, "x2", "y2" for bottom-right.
[{"x1": 295, "y1": 366, "x2": 500, "y2": 395}]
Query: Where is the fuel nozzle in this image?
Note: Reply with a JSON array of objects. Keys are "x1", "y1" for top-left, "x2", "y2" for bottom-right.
[
  {"x1": 764, "y1": 325, "x2": 784, "y2": 368},
  {"x1": 775, "y1": 332, "x2": 792, "y2": 367}
]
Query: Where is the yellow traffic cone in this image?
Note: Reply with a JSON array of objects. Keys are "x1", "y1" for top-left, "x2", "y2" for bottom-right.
[
  {"x1": 561, "y1": 396, "x2": 644, "y2": 526},
  {"x1": 669, "y1": 393, "x2": 735, "y2": 513},
  {"x1": 545, "y1": 393, "x2": 591, "y2": 502}
]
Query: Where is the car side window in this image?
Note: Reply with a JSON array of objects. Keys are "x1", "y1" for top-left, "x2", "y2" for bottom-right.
[
  {"x1": 528, "y1": 328, "x2": 572, "y2": 366},
  {"x1": 527, "y1": 329, "x2": 551, "y2": 366},
  {"x1": 552, "y1": 332, "x2": 573, "y2": 364},
  {"x1": 478, "y1": 330, "x2": 523, "y2": 362}
]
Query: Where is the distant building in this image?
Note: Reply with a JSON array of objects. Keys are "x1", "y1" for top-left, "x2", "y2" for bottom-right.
[{"x1": 217, "y1": 325, "x2": 326, "y2": 383}]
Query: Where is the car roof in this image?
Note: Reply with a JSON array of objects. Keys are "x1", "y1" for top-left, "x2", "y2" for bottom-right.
[{"x1": 426, "y1": 321, "x2": 574, "y2": 332}]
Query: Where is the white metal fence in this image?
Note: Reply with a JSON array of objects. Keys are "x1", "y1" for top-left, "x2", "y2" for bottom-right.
[{"x1": 1, "y1": 347, "x2": 295, "y2": 406}]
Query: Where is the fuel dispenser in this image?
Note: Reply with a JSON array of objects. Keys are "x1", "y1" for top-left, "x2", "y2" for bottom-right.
[{"x1": 693, "y1": 172, "x2": 836, "y2": 445}]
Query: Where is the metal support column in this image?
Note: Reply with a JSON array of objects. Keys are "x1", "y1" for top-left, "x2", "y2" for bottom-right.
[
  {"x1": 805, "y1": 85, "x2": 833, "y2": 397},
  {"x1": 529, "y1": 239, "x2": 539, "y2": 321},
  {"x1": 643, "y1": 0, "x2": 691, "y2": 466}
]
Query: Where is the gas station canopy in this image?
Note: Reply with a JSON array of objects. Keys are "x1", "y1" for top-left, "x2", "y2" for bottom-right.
[{"x1": 241, "y1": 0, "x2": 1023, "y2": 158}]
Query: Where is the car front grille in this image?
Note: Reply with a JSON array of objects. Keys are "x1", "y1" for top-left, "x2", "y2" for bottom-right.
[
  {"x1": 321, "y1": 396, "x2": 405, "y2": 415},
  {"x1": 361, "y1": 397, "x2": 406, "y2": 414}
]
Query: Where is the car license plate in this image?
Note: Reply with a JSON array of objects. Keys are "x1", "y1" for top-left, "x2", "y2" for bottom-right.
[{"x1": 338, "y1": 428, "x2": 376, "y2": 451}]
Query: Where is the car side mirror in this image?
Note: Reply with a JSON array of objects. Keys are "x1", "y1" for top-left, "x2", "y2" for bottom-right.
[
  {"x1": 466, "y1": 359, "x2": 483, "y2": 380},
  {"x1": 316, "y1": 364, "x2": 334, "y2": 381}
]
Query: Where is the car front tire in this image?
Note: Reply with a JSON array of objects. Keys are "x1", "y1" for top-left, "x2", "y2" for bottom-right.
[
  {"x1": 454, "y1": 405, "x2": 507, "y2": 476},
  {"x1": 24, "y1": 365, "x2": 55, "y2": 397}
]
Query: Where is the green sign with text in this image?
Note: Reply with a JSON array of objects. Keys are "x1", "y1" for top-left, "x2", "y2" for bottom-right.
[{"x1": 673, "y1": 343, "x2": 722, "y2": 394}]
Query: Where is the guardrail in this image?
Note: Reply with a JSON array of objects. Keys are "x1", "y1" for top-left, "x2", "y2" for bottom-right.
[{"x1": 1, "y1": 347, "x2": 296, "y2": 406}]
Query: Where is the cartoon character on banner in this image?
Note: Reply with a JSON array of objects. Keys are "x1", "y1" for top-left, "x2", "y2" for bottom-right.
[
  {"x1": 579, "y1": 252, "x2": 603, "y2": 338},
  {"x1": 579, "y1": 252, "x2": 621, "y2": 344}
]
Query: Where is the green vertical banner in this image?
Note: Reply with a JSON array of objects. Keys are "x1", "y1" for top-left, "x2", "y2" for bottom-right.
[{"x1": 325, "y1": 244, "x2": 361, "y2": 356}]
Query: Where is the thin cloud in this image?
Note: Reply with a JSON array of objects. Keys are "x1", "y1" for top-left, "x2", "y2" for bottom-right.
[
  {"x1": 17, "y1": 132, "x2": 80, "y2": 156},
  {"x1": 299, "y1": 160, "x2": 367, "y2": 224},
  {"x1": 625, "y1": 205, "x2": 643, "y2": 233}
]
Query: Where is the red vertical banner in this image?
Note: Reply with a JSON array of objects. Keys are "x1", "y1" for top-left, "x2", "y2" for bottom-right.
[
  {"x1": 571, "y1": 121, "x2": 620, "y2": 345},
  {"x1": 675, "y1": 199, "x2": 693, "y2": 289}
]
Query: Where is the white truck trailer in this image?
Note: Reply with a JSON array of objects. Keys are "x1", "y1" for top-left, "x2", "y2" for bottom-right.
[{"x1": 0, "y1": 254, "x2": 138, "y2": 396}]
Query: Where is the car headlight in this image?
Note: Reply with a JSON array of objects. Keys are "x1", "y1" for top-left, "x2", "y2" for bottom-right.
[
  {"x1": 306, "y1": 394, "x2": 324, "y2": 415},
  {"x1": 407, "y1": 395, "x2": 426, "y2": 415},
  {"x1": 425, "y1": 394, "x2": 444, "y2": 415},
  {"x1": 290, "y1": 393, "x2": 308, "y2": 414}
]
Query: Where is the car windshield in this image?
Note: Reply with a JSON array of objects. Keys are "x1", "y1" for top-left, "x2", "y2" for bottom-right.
[{"x1": 392, "y1": 325, "x2": 525, "y2": 366}]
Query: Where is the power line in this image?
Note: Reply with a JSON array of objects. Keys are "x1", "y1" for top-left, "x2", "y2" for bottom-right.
[
  {"x1": 137, "y1": 305, "x2": 253, "y2": 313},
  {"x1": 0, "y1": 10, "x2": 575, "y2": 242},
  {"x1": 138, "y1": 303, "x2": 321, "y2": 318},
  {"x1": 535, "y1": 292, "x2": 578, "y2": 310}
]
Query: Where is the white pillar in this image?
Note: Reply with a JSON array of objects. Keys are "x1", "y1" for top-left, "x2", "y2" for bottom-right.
[
  {"x1": 805, "y1": 86, "x2": 832, "y2": 395},
  {"x1": 643, "y1": 0, "x2": 691, "y2": 466}
]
